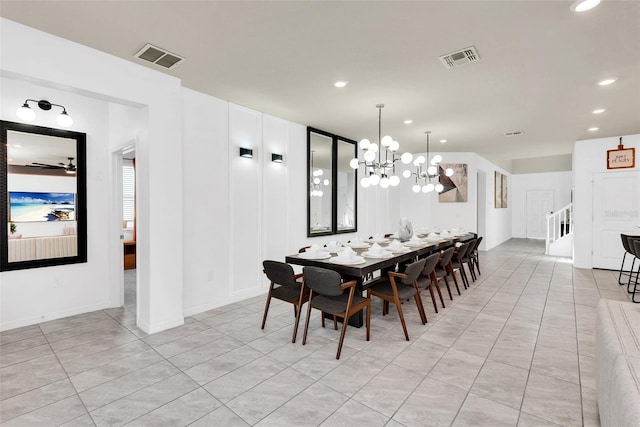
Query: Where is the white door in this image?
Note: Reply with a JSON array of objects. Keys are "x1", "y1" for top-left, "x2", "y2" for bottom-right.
[
  {"x1": 592, "y1": 171, "x2": 640, "y2": 269},
  {"x1": 526, "y1": 190, "x2": 554, "y2": 239}
]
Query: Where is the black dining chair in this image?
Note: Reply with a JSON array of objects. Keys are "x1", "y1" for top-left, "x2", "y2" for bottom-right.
[
  {"x1": 618, "y1": 234, "x2": 637, "y2": 286},
  {"x1": 469, "y1": 236, "x2": 483, "y2": 277},
  {"x1": 261, "y1": 260, "x2": 309, "y2": 343},
  {"x1": 629, "y1": 240, "x2": 640, "y2": 302},
  {"x1": 418, "y1": 252, "x2": 446, "y2": 313},
  {"x1": 435, "y1": 247, "x2": 461, "y2": 299},
  {"x1": 452, "y1": 240, "x2": 474, "y2": 289},
  {"x1": 367, "y1": 258, "x2": 428, "y2": 341},
  {"x1": 301, "y1": 266, "x2": 371, "y2": 359}
]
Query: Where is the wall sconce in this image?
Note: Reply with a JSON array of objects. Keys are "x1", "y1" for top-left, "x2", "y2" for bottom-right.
[
  {"x1": 271, "y1": 153, "x2": 284, "y2": 163},
  {"x1": 239, "y1": 147, "x2": 253, "y2": 158},
  {"x1": 16, "y1": 99, "x2": 74, "y2": 127}
]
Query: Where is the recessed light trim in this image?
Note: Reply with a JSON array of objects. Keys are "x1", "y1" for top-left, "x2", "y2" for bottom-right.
[
  {"x1": 334, "y1": 81, "x2": 348, "y2": 88},
  {"x1": 571, "y1": 0, "x2": 601, "y2": 12},
  {"x1": 592, "y1": 109, "x2": 606, "y2": 114},
  {"x1": 403, "y1": 119, "x2": 413, "y2": 124},
  {"x1": 440, "y1": 139, "x2": 447, "y2": 143},
  {"x1": 598, "y1": 78, "x2": 617, "y2": 86},
  {"x1": 588, "y1": 127, "x2": 599, "y2": 131}
]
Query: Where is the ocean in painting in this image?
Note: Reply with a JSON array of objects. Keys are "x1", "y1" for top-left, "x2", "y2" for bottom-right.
[{"x1": 10, "y1": 192, "x2": 75, "y2": 222}]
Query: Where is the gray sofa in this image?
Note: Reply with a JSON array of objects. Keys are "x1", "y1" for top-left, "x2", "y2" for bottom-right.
[{"x1": 595, "y1": 299, "x2": 640, "y2": 426}]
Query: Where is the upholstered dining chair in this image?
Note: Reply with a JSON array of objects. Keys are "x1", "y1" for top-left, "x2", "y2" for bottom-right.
[
  {"x1": 262, "y1": 260, "x2": 309, "y2": 343},
  {"x1": 367, "y1": 258, "x2": 427, "y2": 341},
  {"x1": 469, "y1": 236, "x2": 483, "y2": 277},
  {"x1": 629, "y1": 239, "x2": 640, "y2": 302},
  {"x1": 301, "y1": 266, "x2": 371, "y2": 359},
  {"x1": 418, "y1": 252, "x2": 446, "y2": 313},
  {"x1": 452, "y1": 240, "x2": 475, "y2": 288},
  {"x1": 435, "y1": 247, "x2": 461, "y2": 299}
]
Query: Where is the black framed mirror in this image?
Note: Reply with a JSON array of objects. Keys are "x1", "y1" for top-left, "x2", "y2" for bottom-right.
[
  {"x1": 307, "y1": 127, "x2": 357, "y2": 237},
  {"x1": 1, "y1": 120, "x2": 87, "y2": 271}
]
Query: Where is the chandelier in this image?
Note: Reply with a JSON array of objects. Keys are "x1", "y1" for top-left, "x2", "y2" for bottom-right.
[
  {"x1": 349, "y1": 104, "x2": 410, "y2": 188},
  {"x1": 402, "y1": 131, "x2": 454, "y2": 193},
  {"x1": 310, "y1": 150, "x2": 329, "y2": 197}
]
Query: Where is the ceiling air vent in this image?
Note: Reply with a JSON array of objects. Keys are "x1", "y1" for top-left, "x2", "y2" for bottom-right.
[
  {"x1": 505, "y1": 131, "x2": 525, "y2": 136},
  {"x1": 134, "y1": 43, "x2": 185, "y2": 69},
  {"x1": 439, "y1": 46, "x2": 480, "y2": 69}
]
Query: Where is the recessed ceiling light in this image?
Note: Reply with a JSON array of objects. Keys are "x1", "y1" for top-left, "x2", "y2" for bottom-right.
[
  {"x1": 440, "y1": 139, "x2": 447, "y2": 143},
  {"x1": 403, "y1": 119, "x2": 413, "y2": 124},
  {"x1": 8, "y1": 158, "x2": 13, "y2": 162},
  {"x1": 588, "y1": 127, "x2": 599, "y2": 131},
  {"x1": 570, "y1": 0, "x2": 601, "y2": 12},
  {"x1": 592, "y1": 108, "x2": 606, "y2": 114},
  {"x1": 598, "y1": 78, "x2": 617, "y2": 86},
  {"x1": 334, "y1": 81, "x2": 348, "y2": 88},
  {"x1": 12, "y1": 144, "x2": 22, "y2": 148}
]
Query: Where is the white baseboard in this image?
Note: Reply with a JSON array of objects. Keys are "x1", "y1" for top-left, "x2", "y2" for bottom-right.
[{"x1": 0, "y1": 301, "x2": 111, "y2": 332}]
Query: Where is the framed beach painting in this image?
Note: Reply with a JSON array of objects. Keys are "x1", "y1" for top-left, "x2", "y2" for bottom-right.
[{"x1": 9, "y1": 191, "x2": 76, "y2": 222}]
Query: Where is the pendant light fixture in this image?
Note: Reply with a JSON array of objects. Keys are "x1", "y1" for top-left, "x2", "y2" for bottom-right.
[
  {"x1": 349, "y1": 104, "x2": 411, "y2": 188},
  {"x1": 402, "y1": 131, "x2": 454, "y2": 193}
]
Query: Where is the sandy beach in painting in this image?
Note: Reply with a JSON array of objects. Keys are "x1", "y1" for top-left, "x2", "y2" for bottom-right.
[{"x1": 10, "y1": 204, "x2": 75, "y2": 222}]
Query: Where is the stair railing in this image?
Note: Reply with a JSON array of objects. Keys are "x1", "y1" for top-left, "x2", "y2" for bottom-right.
[{"x1": 546, "y1": 203, "x2": 573, "y2": 254}]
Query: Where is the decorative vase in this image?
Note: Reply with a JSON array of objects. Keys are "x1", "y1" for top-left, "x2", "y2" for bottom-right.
[{"x1": 399, "y1": 217, "x2": 413, "y2": 242}]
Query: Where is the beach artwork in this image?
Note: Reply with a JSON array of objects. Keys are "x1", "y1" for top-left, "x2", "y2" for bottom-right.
[{"x1": 10, "y1": 191, "x2": 76, "y2": 222}]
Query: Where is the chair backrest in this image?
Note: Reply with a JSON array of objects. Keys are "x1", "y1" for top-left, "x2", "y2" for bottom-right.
[
  {"x1": 621, "y1": 234, "x2": 634, "y2": 253},
  {"x1": 474, "y1": 236, "x2": 483, "y2": 251},
  {"x1": 632, "y1": 238, "x2": 640, "y2": 257},
  {"x1": 439, "y1": 247, "x2": 455, "y2": 265},
  {"x1": 263, "y1": 260, "x2": 297, "y2": 287},
  {"x1": 422, "y1": 253, "x2": 440, "y2": 277},
  {"x1": 303, "y1": 266, "x2": 343, "y2": 296},
  {"x1": 460, "y1": 240, "x2": 476, "y2": 260},
  {"x1": 398, "y1": 258, "x2": 427, "y2": 284}
]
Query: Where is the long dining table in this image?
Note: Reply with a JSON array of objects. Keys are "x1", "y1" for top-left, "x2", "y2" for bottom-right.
[{"x1": 286, "y1": 233, "x2": 475, "y2": 327}]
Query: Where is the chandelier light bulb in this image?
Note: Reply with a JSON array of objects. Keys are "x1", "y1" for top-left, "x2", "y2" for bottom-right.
[
  {"x1": 426, "y1": 183, "x2": 435, "y2": 192},
  {"x1": 416, "y1": 156, "x2": 426, "y2": 164},
  {"x1": 381, "y1": 135, "x2": 393, "y2": 147},
  {"x1": 432, "y1": 154, "x2": 443, "y2": 164},
  {"x1": 369, "y1": 174, "x2": 380, "y2": 186},
  {"x1": 16, "y1": 103, "x2": 36, "y2": 121},
  {"x1": 318, "y1": 190, "x2": 324, "y2": 197},
  {"x1": 316, "y1": 169, "x2": 323, "y2": 176},
  {"x1": 427, "y1": 166, "x2": 437, "y2": 176},
  {"x1": 313, "y1": 177, "x2": 320, "y2": 185},
  {"x1": 361, "y1": 177, "x2": 371, "y2": 188},
  {"x1": 401, "y1": 152, "x2": 413, "y2": 164},
  {"x1": 435, "y1": 183, "x2": 444, "y2": 192},
  {"x1": 413, "y1": 159, "x2": 421, "y2": 167},
  {"x1": 368, "y1": 143, "x2": 379, "y2": 153},
  {"x1": 56, "y1": 111, "x2": 73, "y2": 127},
  {"x1": 402, "y1": 170, "x2": 412, "y2": 178},
  {"x1": 364, "y1": 150, "x2": 376, "y2": 162},
  {"x1": 323, "y1": 179, "x2": 330, "y2": 186},
  {"x1": 445, "y1": 168, "x2": 454, "y2": 177},
  {"x1": 412, "y1": 184, "x2": 421, "y2": 193},
  {"x1": 389, "y1": 141, "x2": 399, "y2": 152},
  {"x1": 359, "y1": 138, "x2": 371, "y2": 150},
  {"x1": 349, "y1": 158, "x2": 360, "y2": 169},
  {"x1": 379, "y1": 177, "x2": 390, "y2": 188},
  {"x1": 389, "y1": 175, "x2": 400, "y2": 186}
]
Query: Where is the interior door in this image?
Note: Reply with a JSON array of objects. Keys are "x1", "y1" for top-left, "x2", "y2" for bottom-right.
[
  {"x1": 592, "y1": 171, "x2": 640, "y2": 269},
  {"x1": 526, "y1": 190, "x2": 554, "y2": 239}
]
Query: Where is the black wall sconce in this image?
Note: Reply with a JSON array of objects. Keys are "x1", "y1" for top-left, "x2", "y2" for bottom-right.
[
  {"x1": 16, "y1": 99, "x2": 73, "y2": 127},
  {"x1": 239, "y1": 147, "x2": 253, "y2": 158},
  {"x1": 271, "y1": 153, "x2": 284, "y2": 163}
]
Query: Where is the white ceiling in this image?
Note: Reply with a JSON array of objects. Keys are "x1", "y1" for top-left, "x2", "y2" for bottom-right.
[{"x1": 2, "y1": 1, "x2": 639, "y2": 168}]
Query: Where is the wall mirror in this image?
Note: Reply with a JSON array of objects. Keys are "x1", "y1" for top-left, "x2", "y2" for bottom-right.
[
  {"x1": 307, "y1": 127, "x2": 357, "y2": 237},
  {"x1": 1, "y1": 120, "x2": 87, "y2": 271}
]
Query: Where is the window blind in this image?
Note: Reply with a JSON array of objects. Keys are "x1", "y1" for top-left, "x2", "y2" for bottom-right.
[{"x1": 123, "y1": 161, "x2": 135, "y2": 222}]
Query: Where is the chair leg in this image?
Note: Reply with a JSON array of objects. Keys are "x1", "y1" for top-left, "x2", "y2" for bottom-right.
[
  {"x1": 441, "y1": 274, "x2": 453, "y2": 300},
  {"x1": 449, "y1": 264, "x2": 463, "y2": 294},
  {"x1": 626, "y1": 257, "x2": 637, "y2": 291},
  {"x1": 428, "y1": 285, "x2": 438, "y2": 313},
  {"x1": 618, "y1": 252, "x2": 628, "y2": 285},
  {"x1": 393, "y1": 295, "x2": 410, "y2": 341},
  {"x1": 261, "y1": 286, "x2": 274, "y2": 330},
  {"x1": 413, "y1": 291, "x2": 427, "y2": 324},
  {"x1": 431, "y1": 272, "x2": 445, "y2": 308},
  {"x1": 336, "y1": 313, "x2": 350, "y2": 359},
  {"x1": 292, "y1": 289, "x2": 306, "y2": 343},
  {"x1": 467, "y1": 261, "x2": 476, "y2": 281},
  {"x1": 333, "y1": 315, "x2": 338, "y2": 330},
  {"x1": 366, "y1": 303, "x2": 371, "y2": 341},
  {"x1": 302, "y1": 294, "x2": 314, "y2": 345}
]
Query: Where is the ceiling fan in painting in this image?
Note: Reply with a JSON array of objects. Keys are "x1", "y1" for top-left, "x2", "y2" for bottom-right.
[{"x1": 28, "y1": 157, "x2": 76, "y2": 174}]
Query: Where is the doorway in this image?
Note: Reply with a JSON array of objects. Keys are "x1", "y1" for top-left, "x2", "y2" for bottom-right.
[
  {"x1": 477, "y1": 171, "x2": 486, "y2": 248},
  {"x1": 122, "y1": 148, "x2": 136, "y2": 312},
  {"x1": 526, "y1": 190, "x2": 554, "y2": 239}
]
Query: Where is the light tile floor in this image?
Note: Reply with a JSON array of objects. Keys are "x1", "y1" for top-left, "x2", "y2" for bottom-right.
[{"x1": 1, "y1": 239, "x2": 635, "y2": 426}]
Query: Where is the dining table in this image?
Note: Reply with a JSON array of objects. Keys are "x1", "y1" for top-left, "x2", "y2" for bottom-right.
[{"x1": 286, "y1": 233, "x2": 475, "y2": 327}]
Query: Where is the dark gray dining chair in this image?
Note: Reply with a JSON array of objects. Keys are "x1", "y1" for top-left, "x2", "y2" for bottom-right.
[
  {"x1": 418, "y1": 252, "x2": 446, "y2": 313},
  {"x1": 262, "y1": 260, "x2": 309, "y2": 343},
  {"x1": 301, "y1": 266, "x2": 371, "y2": 359}
]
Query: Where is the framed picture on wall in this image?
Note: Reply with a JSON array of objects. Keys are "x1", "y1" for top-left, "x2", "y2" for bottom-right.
[
  {"x1": 494, "y1": 171, "x2": 502, "y2": 208},
  {"x1": 501, "y1": 174, "x2": 508, "y2": 208}
]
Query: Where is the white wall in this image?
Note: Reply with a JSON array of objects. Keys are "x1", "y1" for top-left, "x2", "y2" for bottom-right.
[
  {"x1": 476, "y1": 155, "x2": 512, "y2": 251},
  {"x1": 1, "y1": 18, "x2": 184, "y2": 333},
  {"x1": 511, "y1": 171, "x2": 573, "y2": 238},
  {"x1": 573, "y1": 133, "x2": 640, "y2": 268}
]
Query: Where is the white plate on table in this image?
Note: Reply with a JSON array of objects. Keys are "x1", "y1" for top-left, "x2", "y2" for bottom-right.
[
  {"x1": 330, "y1": 256, "x2": 366, "y2": 265},
  {"x1": 362, "y1": 251, "x2": 395, "y2": 259},
  {"x1": 366, "y1": 238, "x2": 390, "y2": 244},
  {"x1": 323, "y1": 247, "x2": 345, "y2": 253},
  {"x1": 405, "y1": 241, "x2": 427, "y2": 248},
  {"x1": 347, "y1": 242, "x2": 370, "y2": 249},
  {"x1": 298, "y1": 252, "x2": 331, "y2": 260}
]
